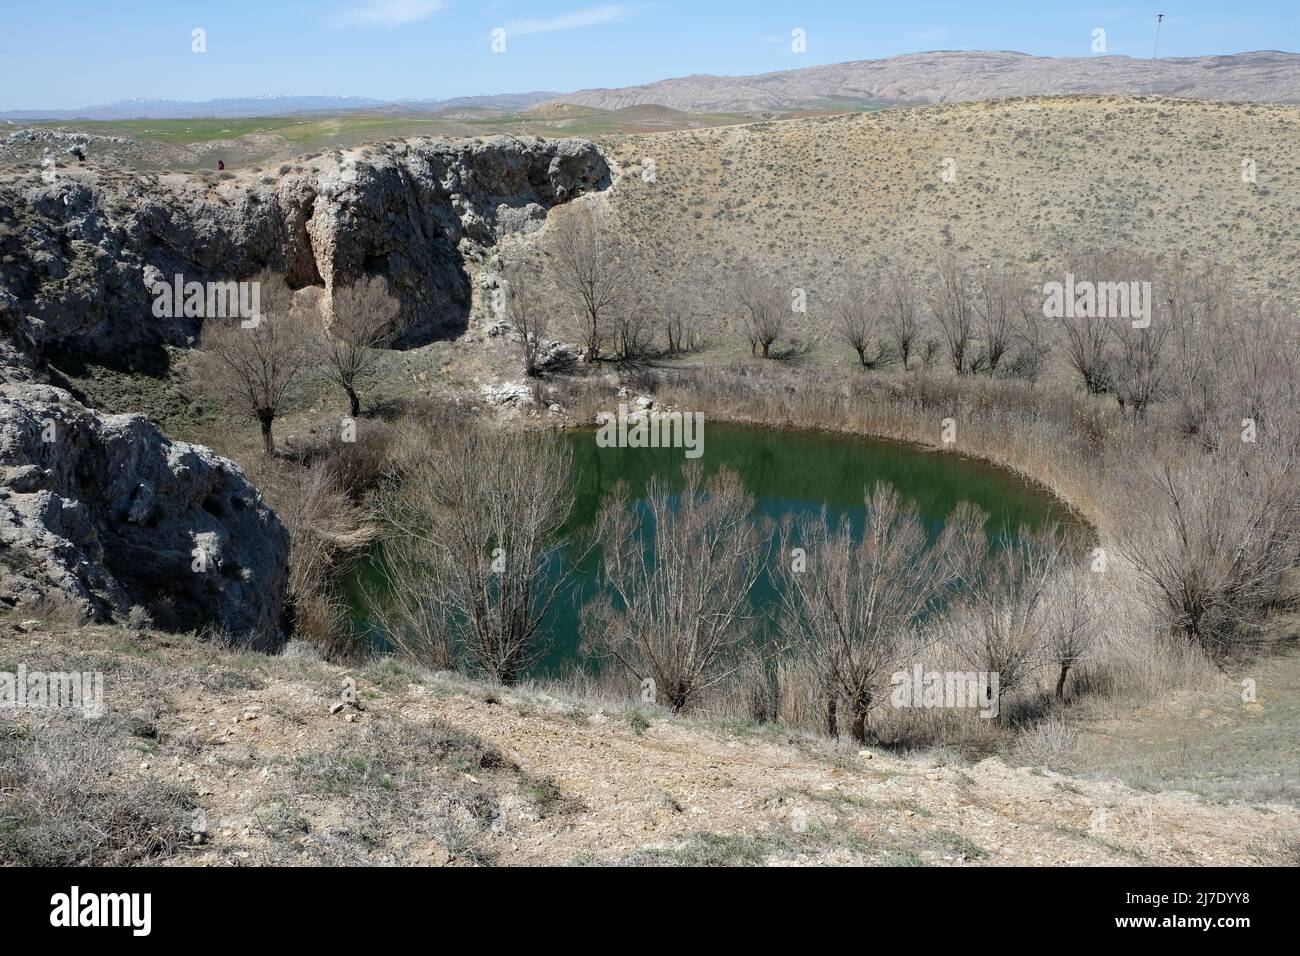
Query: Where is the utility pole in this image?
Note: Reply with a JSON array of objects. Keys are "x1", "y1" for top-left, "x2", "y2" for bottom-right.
[{"x1": 1148, "y1": 14, "x2": 1165, "y2": 95}]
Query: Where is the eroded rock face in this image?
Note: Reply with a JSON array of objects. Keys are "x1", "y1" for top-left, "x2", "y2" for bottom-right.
[
  {"x1": 0, "y1": 382, "x2": 288, "y2": 649},
  {"x1": 0, "y1": 136, "x2": 609, "y2": 367}
]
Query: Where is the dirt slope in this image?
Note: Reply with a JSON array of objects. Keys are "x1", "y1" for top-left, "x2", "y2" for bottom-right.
[{"x1": 4, "y1": 623, "x2": 1293, "y2": 867}]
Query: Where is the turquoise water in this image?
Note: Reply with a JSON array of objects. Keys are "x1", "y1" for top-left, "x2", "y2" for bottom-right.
[{"x1": 346, "y1": 423, "x2": 1079, "y2": 674}]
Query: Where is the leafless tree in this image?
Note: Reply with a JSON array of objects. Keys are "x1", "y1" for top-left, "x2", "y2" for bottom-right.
[
  {"x1": 548, "y1": 204, "x2": 630, "y2": 362},
  {"x1": 920, "y1": 337, "x2": 942, "y2": 371},
  {"x1": 1119, "y1": 452, "x2": 1300, "y2": 660},
  {"x1": 884, "y1": 263, "x2": 921, "y2": 370},
  {"x1": 373, "y1": 428, "x2": 579, "y2": 685},
  {"x1": 1008, "y1": 277, "x2": 1050, "y2": 384},
  {"x1": 582, "y1": 465, "x2": 765, "y2": 712},
  {"x1": 775, "y1": 484, "x2": 950, "y2": 743},
  {"x1": 835, "y1": 275, "x2": 888, "y2": 369},
  {"x1": 661, "y1": 279, "x2": 693, "y2": 355},
  {"x1": 930, "y1": 255, "x2": 976, "y2": 375},
  {"x1": 735, "y1": 268, "x2": 787, "y2": 359},
  {"x1": 193, "y1": 271, "x2": 310, "y2": 455},
  {"x1": 364, "y1": 533, "x2": 455, "y2": 671},
  {"x1": 249, "y1": 458, "x2": 370, "y2": 659},
  {"x1": 1062, "y1": 307, "x2": 1111, "y2": 395},
  {"x1": 973, "y1": 268, "x2": 1017, "y2": 374},
  {"x1": 952, "y1": 525, "x2": 1068, "y2": 704},
  {"x1": 1163, "y1": 263, "x2": 1229, "y2": 441},
  {"x1": 315, "y1": 275, "x2": 399, "y2": 417},
  {"x1": 612, "y1": 273, "x2": 656, "y2": 362},
  {"x1": 502, "y1": 259, "x2": 550, "y2": 377},
  {"x1": 1228, "y1": 298, "x2": 1300, "y2": 433},
  {"x1": 1045, "y1": 558, "x2": 1098, "y2": 701},
  {"x1": 1107, "y1": 315, "x2": 1170, "y2": 423}
]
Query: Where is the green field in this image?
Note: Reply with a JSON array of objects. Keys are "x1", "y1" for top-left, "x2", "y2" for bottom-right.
[{"x1": 35, "y1": 106, "x2": 758, "y2": 154}]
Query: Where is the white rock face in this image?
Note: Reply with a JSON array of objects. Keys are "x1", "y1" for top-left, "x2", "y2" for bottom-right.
[
  {"x1": 0, "y1": 382, "x2": 289, "y2": 648},
  {"x1": 0, "y1": 136, "x2": 610, "y2": 370}
]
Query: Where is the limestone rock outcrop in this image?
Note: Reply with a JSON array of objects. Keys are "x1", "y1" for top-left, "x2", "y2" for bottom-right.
[
  {"x1": 0, "y1": 382, "x2": 288, "y2": 648},
  {"x1": 0, "y1": 136, "x2": 609, "y2": 369}
]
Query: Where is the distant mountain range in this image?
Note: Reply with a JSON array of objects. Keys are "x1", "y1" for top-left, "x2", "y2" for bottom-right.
[
  {"x1": 6, "y1": 50, "x2": 1300, "y2": 122},
  {"x1": 542, "y1": 51, "x2": 1300, "y2": 112},
  {"x1": 0, "y1": 92, "x2": 558, "y2": 121}
]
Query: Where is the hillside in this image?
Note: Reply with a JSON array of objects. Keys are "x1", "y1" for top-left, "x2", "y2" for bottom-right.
[
  {"x1": 595, "y1": 94, "x2": 1300, "y2": 303},
  {"x1": 4, "y1": 621, "x2": 1295, "y2": 866},
  {"x1": 545, "y1": 50, "x2": 1300, "y2": 113}
]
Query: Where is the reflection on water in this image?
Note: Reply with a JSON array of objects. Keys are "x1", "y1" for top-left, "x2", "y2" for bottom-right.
[{"x1": 346, "y1": 423, "x2": 1080, "y2": 675}]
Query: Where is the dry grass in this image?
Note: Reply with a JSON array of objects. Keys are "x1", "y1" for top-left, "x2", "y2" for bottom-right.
[{"x1": 600, "y1": 96, "x2": 1300, "y2": 313}]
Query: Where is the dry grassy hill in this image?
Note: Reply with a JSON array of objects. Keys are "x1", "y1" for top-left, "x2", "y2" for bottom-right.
[
  {"x1": 597, "y1": 95, "x2": 1300, "y2": 301},
  {"x1": 548, "y1": 51, "x2": 1300, "y2": 112}
]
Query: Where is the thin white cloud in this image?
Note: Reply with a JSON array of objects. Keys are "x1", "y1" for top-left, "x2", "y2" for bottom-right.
[
  {"x1": 333, "y1": 0, "x2": 447, "y2": 27},
  {"x1": 907, "y1": 28, "x2": 945, "y2": 43},
  {"x1": 505, "y1": 4, "x2": 627, "y2": 37}
]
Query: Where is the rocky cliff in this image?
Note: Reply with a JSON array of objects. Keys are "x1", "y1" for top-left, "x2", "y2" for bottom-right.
[
  {"x1": 0, "y1": 382, "x2": 288, "y2": 647},
  {"x1": 0, "y1": 135, "x2": 610, "y2": 372},
  {"x1": 0, "y1": 136, "x2": 609, "y2": 642}
]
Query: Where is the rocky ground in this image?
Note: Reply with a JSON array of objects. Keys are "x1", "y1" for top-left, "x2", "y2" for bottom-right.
[{"x1": 2, "y1": 620, "x2": 1295, "y2": 867}]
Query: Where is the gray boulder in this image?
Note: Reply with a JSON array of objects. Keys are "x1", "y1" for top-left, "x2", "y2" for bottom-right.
[{"x1": 0, "y1": 382, "x2": 288, "y2": 649}]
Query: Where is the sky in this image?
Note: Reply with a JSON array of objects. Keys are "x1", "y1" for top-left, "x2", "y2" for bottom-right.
[{"x1": 2, "y1": 0, "x2": 1298, "y2": 110}]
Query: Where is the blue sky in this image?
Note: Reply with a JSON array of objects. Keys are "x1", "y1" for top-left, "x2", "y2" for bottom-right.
[{"x1": 3, "y1": 0, "x2": 1298, "y2": 110}]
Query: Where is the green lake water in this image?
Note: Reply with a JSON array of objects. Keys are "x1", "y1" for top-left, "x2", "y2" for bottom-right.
[{"x1": 345, "y1": 423, "x2": 1080, "y2": 674}]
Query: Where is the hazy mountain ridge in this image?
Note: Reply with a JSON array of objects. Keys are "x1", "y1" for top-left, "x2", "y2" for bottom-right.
[
  {"x1": 1, "y1": 92, "x2": 559, "y2": 122},
  {"x1": 542, "y1": 50, "x2": 1300, "y2": 112},
  {"x1": 8, "y1": 50, "x2": 1300, "y2": 122}
]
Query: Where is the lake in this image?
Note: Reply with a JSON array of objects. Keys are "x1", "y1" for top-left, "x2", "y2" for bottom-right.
[{"x1": 345, "y1": 423, "x2": 1080, "y2": 674}]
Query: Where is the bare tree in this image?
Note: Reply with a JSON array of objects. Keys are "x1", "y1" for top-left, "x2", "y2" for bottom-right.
[
  {"x1": 364, "y1": 533, "x2": 455, "y2": 671},
  {"x1": 775, "y1": 484, "x2": 950, "y2": 743},
  {"x1": 193, "y1": 271, "x2": 310, "y2": 455},
  {"x1": 930, "y1": 256, "x2": 976, "y2": 375},
  {"x1": 884, "y1": 263, "x2": 921, "y2": 370},
  {"x1": 315, "y1": 275, "x2": 399, "y2": 417},
  {"x1": 735, "y1": 268, "x2": 788, "y2": 359},
  {"x1": 973, "y1": 268, "x2": 1017, "y2": 374},
  {"x1": 548, "y1": 204, "x2": 630, "y2": 362},
  {"x1": 1008, "y1": 276, "x2": 1050, "y2": 384},
  {"x1": 1228, "y1": 298, "x2": 1299, "y2": 432},
  {"x1": 373, "y1": 428, "x2": 578, "y2": 685},
  {"x1": 249, "y1": 457, "x2": 369, "y2": 658},
  {"x1": 1062, "y1": 308, "x2": 1111, "y2": 395},
  {"x1": 1119, "y1": 453, "x2": 1300, "y2": 660},
  {"x1": 920, "y1": 337, "x2": 942, "y2": 371},
  {"x1": 661, "y1": 279, "x2": 693, "y2": 355},
  {"x1": 1163, "y1": 262, "x2": 1229, "y2": 441},
  {"x1": 1045, "y1": 558, "x2": 1097, "y2": 701},
  {"x1": 1107, "y1": 315, "x2": 1170, "y2": 422},
  {"x1": 583, "y1": 465, "x2": 765, "y2": 712},
  {"x1": 835, "y1": 275, "x2": 888, "y2": 369},
  {"x1": 502, "y1": 259, "x2": 550, "y2": 378},
  {"x1": 1059, "y1": 251, "x2": 1119, "y2": 395},
  {"x1": 612, "y1": 273, "x2": 656, "y2": 362},
  {"x1": 953, "y1": 525, "x2": 1068, "y2": 705}
]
